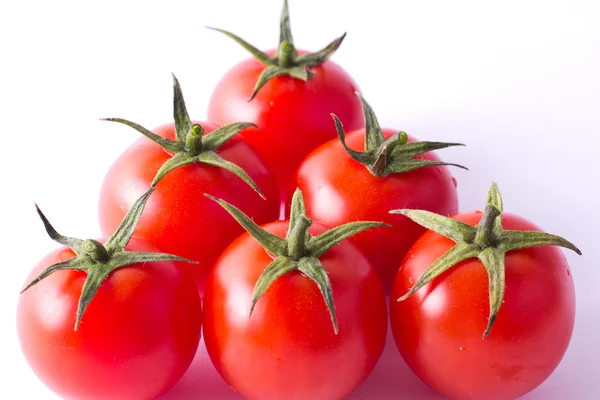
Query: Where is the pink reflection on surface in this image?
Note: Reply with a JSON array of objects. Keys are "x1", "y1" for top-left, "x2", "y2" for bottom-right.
[
  {"x1": 159, "y1": 304, "x2": 576, "y2": 400},
  {"x1": 159, "y1": 334, "x2": 242, "y2": 400},
  {"x1": 160, "y1": 314, "x2": 442, "y2": 399}
]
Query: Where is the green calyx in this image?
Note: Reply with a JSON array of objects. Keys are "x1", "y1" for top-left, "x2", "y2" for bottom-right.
[
  {"x1": 390, "y1": 182, "x2": 582, "y2": 338},
  {"x1": 332, "y1": 93, "x2": 467, "y2": 177},
  {"x1": 208, "y1": 0, "x2": 346, "y2": 100},
  {"x1": 21, "y1": 189, "x2": 196, "y2": 331},
  {"x1": 207, "y1": 188, "x2": 389, "y2": 334},
  {"x1": 102, "y1": 74, "x2": 264, "y2": 198}
]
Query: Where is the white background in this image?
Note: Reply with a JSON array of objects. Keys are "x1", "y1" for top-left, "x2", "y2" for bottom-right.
[{"x1": 1, "y1": 0, "x2": 599, "y2": 398}]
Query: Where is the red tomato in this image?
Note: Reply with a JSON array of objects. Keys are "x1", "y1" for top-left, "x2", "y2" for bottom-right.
[
  {"x1": 203, "y1": 221, "x2": 388, "y2": 400},
  {"x1": 98, "y1": 122, "x2": 279, "y2": 293},
  {"x1": 296, "y1": 129, "x2": 459, "y2": 293},
  {"x1": 207, "y1": 50, "x2": 363, "y2": 214},
  {"x1": 17, "y1": 237, "x2": 202, "y2": 400},
  {"x1": 390, "y1": 212, "x2": 575, "y2": 400}
]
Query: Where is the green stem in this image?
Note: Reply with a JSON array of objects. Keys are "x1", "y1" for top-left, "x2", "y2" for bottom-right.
[
  {"x1": 333, "y1": 93, "x2": 466, "y2": 177},
  {"x1": 475, "y1": 205, "x2": 501, "y2": 248},
  {"x1": 370, "y1": 151, "x2": 388, "y2": 177},
  {"x1": 185, "y1": 124, "x2": 205, "y2": 155},
  {"x1": 209, "y1": 188, "x2": 387, "y2": 335},
  {"x1": 393, "y1": 182, "x2": 581, "y2": 338},
  {"x1": 22, "y1": 189, "x2": 196, "y2": 330},
  {"x1": 209, "y1": 1, "x2": 345, "y2": 96},
  {"x1": 83, "y1": 240, "x2": 109, "y2": 263},
  {"x1": 278, "y1": 40, "x2": 296, "y2": 67},
  {"x1": 287, "y1": 215, "x2": 312, "y2": 260},
  {"x1": 104, "y1": 77, "x2": 262, "y2": 192}
]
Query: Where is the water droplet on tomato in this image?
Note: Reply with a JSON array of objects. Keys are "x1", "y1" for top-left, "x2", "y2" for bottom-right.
[{"x1": 459, "y1": 347, "x2": 467, "y2": 352}]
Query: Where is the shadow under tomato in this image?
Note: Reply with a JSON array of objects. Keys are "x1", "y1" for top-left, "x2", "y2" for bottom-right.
[
  {"x1": 161, "y1": 307, "x2": 442, "y2": 400},
  {"x1": 159, "y1": 337, "x2": 244, "y2": 400},
  {"x1": 348, "y1": 323, "x2": 444, "y2": 400}
]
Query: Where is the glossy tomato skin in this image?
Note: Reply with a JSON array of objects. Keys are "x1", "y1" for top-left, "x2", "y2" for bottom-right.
[
  {"x1": 296, "y1": 128, "x2": 459, "y2": 293},
  {"x1": 207, "y1": 50, "x2": 363, "y2": 214},
  {"x1": 390, "y1": 212, "x2": 576, "y2": 400},
  {"x1": 99, "y1": 122, "x2": 279, "y2": 293},
  {"x1": 203, "y1": 221, "x2": 388, "y2": 400},
  {"x1": 17, "y1": 237, "x2": 202, "y2": 400}
]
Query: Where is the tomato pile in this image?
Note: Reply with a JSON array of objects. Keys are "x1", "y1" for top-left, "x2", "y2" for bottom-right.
[{"x1": 17, "y1": 2, "x2": 582, "y2": 400}]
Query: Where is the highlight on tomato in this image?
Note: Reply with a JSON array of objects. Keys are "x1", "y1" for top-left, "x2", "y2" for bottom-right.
[
  {"x1": 389, "y1": 182, "x2": 581, "y2": 400},
  {"x1": 207, "y1": 0, "x2": 364, "y2": 214},
  {"x1": 296, "y1": 92, "x2": 465, "y2": 293},
  {"x1": 99, "y1": 74, "x2": 279, "y2": 293},
  {"x1": 17, "y1": 189, "x2": 202, "y2": 400},
  {"x1": 202, "y1": 189, "x2": 389, "y2": 400}
]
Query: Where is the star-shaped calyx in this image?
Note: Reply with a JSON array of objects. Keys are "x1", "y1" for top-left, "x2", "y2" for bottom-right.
[
  {"x1": 390, "y1": 182, "x2": 582, "y2": 338},
  {"x1": 208, "y1": 0, "x2": 346, "y2": 100},
  {"x1": 22, "y1": 189, "x2": 196, "y2": 330},
  {"x1": 206, "y1": 189, "x2": 389, "y2": 334},
  {"x1": 332, "y1": 93, "x2": 467, "y2": 177},
  {"x1": 102, "y1": 74, "x2": 263, "y2": 197}
]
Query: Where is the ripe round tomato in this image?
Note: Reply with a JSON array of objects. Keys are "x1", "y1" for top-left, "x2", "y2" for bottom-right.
[
  {"x1": 99, "y1": 122, "x2": 279, "y2": 293},
  {"x1": 207, "y1": 50, "x2": 363, "y2": 214},
  {"x1": 390, "y1": 212, "x2": 576, "y2": 400},
  {"x1": 203, "y1": 221, "x2": 388, "y2": 400},
  {"x1": 296, "y1": 129, "x2": 459, "y2": 293},
  {"x1": 17, "y1": 237, "x2": 202, "y2": 400}
]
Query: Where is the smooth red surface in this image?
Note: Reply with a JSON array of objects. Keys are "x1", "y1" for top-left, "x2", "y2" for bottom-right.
[
  {"x1": 207, "y1": 50, "x2": 363, "y2": 214},
  {"x1": 296, "y1": 129, "x2": 459, "y2": 293},
  {"x1": 203, "y1": 221, "x2": 388, "y2": 400},
  {"x1": 98, "y1": 122, "x2": 280, "y2": 293},
  {"x1": 17, "y1": 238, "x2": 202, "y2": 400},
  {"x1": 390, "y1": 212, "x2": 576, "y2": 400}
]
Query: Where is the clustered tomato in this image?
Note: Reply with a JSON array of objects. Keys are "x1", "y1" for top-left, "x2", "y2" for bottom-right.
[
  {"x1": 208, "y1": 53, "x2": 363, "y2": 216},
  {"x1": 18, "y1": 2, "x2": 582, "y2": 400},
  {"x1": 389, "y1": 184, "x2": 580, "y2": 400},
  {"x1": 297, "y1": 93, "x2": 463, "y2": 293},
  {"x1": 207, "y1": 5, "x2": 363, "y2": 215},
  {"x1": 203, "y1": 191, "x2": 388, "y2": 400},
  {"x1": 99, "y1": 76, "x2": 279, "y2": 294},
  {"x1": 18, "y1": 190, "x2": 202, "y2": 400}
]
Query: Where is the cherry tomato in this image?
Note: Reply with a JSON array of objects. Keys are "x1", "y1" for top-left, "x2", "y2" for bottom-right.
[
  {"x1": 17, "y1": 237, "x2": 202, "y2": 400},
  {"x1": 98, "y1": 122, "x2": 279, "y2": 293},
  {"x1": 390, "y1": 212, "x2": 576, "y2": 400},
  {"x1": 208, "y1": 51, "x2": 363, "y2": 214},
  {"x1": 297, "y1": 128, "x2": 459, "y2": 293},
  {"x1": 203, "y1": 221, "x2": 387, "y2": 400}
]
